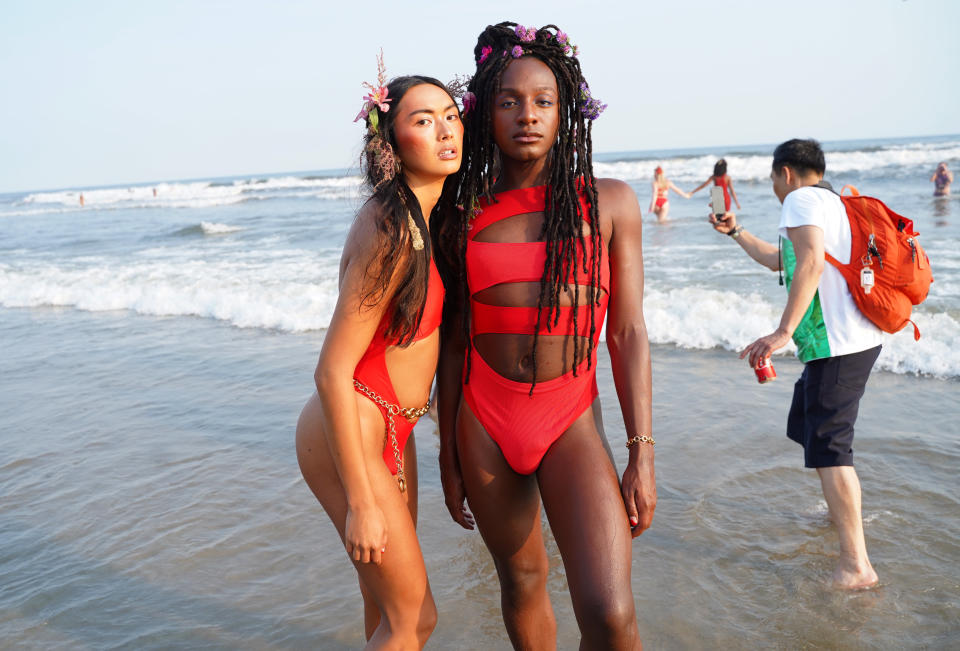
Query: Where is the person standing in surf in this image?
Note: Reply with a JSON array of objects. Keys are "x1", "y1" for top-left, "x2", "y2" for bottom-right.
[
  {"x1": 712, "y1": 138, "x2": 884, "y2": 590},
  {"x1": 435, "y1": 22, "x2": 655, "y2": 649},
  {"x1": 295, "y1": 53, "x2": 463, "y2": 648}
]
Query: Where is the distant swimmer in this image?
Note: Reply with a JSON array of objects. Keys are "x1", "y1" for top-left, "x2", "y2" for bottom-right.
[
  {"x1": 79, "y1": 193, "x2": 84, "y2": 207},
  {"x1": 931, "y1": 162, "x2": 952, "y2": 196},
  {"x1": 649, "y1": 165, "x2": 691, "y2": 222},
  {"x1": 690, "y1": 158, "x2": 741, "y2": 212},
  {"x1": 153, "y1": 187, "x2": 158, "y2": 197}
]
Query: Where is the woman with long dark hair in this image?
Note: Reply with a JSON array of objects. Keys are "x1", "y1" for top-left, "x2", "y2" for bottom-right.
[
  {"x1": 435, "y1": 23, "x2": 655, "y2": 649},
  {"x1": 690, "y1": 158, "x2": 741, "y2": 211},
  {"x1": 295, "y1": 54, "x2": 463, "y2": 649}
]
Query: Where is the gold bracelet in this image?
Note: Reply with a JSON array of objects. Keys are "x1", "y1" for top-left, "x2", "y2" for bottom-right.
[{"x1": 625, "y1": 435, "x2": 655, "y2": 448}]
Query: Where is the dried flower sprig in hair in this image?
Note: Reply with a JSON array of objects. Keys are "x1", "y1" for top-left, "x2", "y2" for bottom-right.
[
  {"x1": 354, "y1": 49, "x2": 392, "y2": 128},
  {"x1": 355, "y1": 49, "x2": 398, "y2": 189}
]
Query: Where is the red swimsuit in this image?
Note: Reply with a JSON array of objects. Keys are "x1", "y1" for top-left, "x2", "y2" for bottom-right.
[
  {"x1": 463, "y1": 185, "x2": 610, "y2": 475},
  {"x1": 353, "y1": 257, "x2": 444, "y2": 474}
]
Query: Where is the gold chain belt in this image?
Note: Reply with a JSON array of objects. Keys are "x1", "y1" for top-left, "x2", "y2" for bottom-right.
[{"x1": 352, "y1": 379, "x2": 430, "y2": 493}]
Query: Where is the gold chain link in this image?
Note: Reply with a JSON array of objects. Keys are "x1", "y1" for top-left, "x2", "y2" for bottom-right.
[{"x1": 353, "y1": 379, "x2": 430, "y2": 493}]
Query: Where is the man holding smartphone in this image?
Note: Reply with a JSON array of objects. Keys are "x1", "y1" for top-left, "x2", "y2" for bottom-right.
[{"x1": 711, "y1": 138, "x2": 884, "y2": 590}]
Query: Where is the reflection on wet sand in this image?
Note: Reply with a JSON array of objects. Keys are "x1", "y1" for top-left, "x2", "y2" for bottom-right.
[{"x1": 933, "y1": 196, "x2": 951, "y2": 226}]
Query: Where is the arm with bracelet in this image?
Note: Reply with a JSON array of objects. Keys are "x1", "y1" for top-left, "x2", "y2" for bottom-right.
[
  {"x1": 711, "y1": 211, "x2": 781, "y2": 271},
  {"x1": 605, "y1": 181, "x2": 657, "y2": 537}
]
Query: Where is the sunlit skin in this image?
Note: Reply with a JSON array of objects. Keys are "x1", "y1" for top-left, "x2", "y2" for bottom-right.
[
  {"x1": 295, "y1": 81, "x2": 462, "y2": 649},
  {"x1": 437, "y1": 56, "x2": 653, "y2": 650}
]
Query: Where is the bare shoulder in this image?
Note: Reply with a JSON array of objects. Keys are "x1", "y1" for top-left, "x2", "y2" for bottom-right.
[
  {"x1": 341, "y1": 198, "x2": 389, "y2": 270},
  {"x1": 596, "y1": 178, "x2": 642, "y2": 230},
  {"x1": 597, "y1": 177, "x2": 638, "y2": 205}
]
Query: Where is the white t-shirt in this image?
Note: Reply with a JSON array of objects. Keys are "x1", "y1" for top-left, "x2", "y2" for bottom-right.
[{"x1": 778, "y1": 185, "x2": 884, "y2": 362}]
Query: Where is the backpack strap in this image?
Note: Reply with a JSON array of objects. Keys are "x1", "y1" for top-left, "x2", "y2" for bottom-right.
[{"x1": 812, "y1": 180, "x2": 839, "y2": 195}]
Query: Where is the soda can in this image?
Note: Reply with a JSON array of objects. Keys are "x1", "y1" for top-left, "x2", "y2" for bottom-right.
[{"x1": 755, "y1": 358, "x2": 777, "y2": 384}]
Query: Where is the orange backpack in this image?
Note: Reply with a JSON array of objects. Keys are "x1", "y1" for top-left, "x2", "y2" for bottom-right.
[{"x1": 819, "y1": 183, "x2": 933, "y2": 339}]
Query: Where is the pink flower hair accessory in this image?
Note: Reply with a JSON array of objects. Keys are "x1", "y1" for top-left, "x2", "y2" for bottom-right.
[
  {"x1": 354, "y1": 49, "x2": 392, "y2": 132},
  {"x1": 462, "y1": 91, "x2": 477, "y2": 115},
  {"x1": 514, "y1": 24, "x2": 537, "y2": 42},
  {"x1": 478, "y1": 45, "x2": 493, "y2": 64}
]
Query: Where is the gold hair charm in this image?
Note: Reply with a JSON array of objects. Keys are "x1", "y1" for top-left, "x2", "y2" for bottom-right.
[{"x1": 407, "y1": 212, "x2": 424, "y2": 251}]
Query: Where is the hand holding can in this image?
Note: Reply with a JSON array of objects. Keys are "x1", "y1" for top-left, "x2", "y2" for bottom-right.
[{"x1": 755, "y1": 358, "x2": 777, "y2": 383}]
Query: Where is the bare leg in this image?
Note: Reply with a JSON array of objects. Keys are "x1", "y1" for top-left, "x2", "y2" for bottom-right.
[
  {"x1": 658, "y1": 201, "x2": 670, "y2": 222},
  {"x1": 297, "y1": 393, "x2": 437, "y2": 648},
  {"x1": 457, "y1": 401, "x2": 557, "y2": 651},
  {"x1": 817, "y1": 466, "x2": 878, "y2": 590},
  {"x1": 360, "y1": 431, "x2": 420, "y2": 640},
  {"x1": 539, "y1": 408, "x2": 640, "y2": 650},
  {"x1": 591, "y1": 396, "x2": 616, "y2": 470}
]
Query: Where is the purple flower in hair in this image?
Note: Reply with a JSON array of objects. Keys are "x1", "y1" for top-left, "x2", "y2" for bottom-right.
[
  {"x1": 556, "y1": 31, "x2": 568, "y2": 45},
  {"x1": 462, "y1": 91, "x2": 477, "y2": 115},
  {"x1": 579, "y1": 82, "x2": 607, "y2": 120},
  {"x1": 515, "y1": 25, "x2": 537, "y2": 42},
  {"x1": 511, "y1": 45, "x2": 524, "y2": 58},
  {"x1": 479, "y1": 45, "x2": 492, "y2": 64}
]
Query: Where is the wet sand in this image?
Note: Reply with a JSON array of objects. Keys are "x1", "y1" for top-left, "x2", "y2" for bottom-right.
[{"x1": 1, "y1": 307, "x2": 957, "y2": 648}]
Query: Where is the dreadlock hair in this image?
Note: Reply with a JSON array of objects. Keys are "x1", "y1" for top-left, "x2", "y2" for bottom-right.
[
  {"x1": 359, "y1": 75, "x2": 456, "y2": 346},
  {"x1": 443, "y1": 22, "x2": 602, "y2": 393}
]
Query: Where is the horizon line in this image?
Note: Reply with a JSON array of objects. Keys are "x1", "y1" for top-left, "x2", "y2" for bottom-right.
[{"x1": 3, "y1": 132, "x2": 958, "y2": 196}]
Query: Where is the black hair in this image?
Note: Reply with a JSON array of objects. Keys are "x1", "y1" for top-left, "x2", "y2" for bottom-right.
[
  {"x1": 772, "y1": 138, "x2": 825, "y2": 176},
  {"x1": 713, "y1": 158, "x2": 727, "y2": 177},
  {"x1": 360, "y1": 75, "x2": 457, "y2": 346},
  {"x1": 439, "y1": 22, "x2": 602, "y2": 392}
]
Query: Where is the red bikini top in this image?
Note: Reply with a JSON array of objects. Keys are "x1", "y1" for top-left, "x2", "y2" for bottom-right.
[
  {"x1": 466, "y1": 185, "x2": 609, "y2": 340},
  {"x1": 372, "y1": 256, "x2": 444, "y2": 348}
]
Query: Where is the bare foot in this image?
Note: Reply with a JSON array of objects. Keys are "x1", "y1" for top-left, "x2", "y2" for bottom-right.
[{"x1": 831, "y1": 555, "x2": 879, "y2": 590}]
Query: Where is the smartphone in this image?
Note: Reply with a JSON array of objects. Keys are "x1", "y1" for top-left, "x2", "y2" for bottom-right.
[{"x1": 710, "y1": 186, "x2": 726, "y2": 217}]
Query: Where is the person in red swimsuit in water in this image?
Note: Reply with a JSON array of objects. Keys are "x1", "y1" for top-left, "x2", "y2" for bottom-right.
[
  {"x1": 435, "y1": 23, "x2": 655, "y2": 649},
  {"x1": 649, "y1": 165, "x2": 691, "y2": 222},
  {"x1": 690, "y1": 158, "x2": 741, "y2": 212},
  {"x1": 296, "y1": 59, "x2": 463, "y2": 649}
]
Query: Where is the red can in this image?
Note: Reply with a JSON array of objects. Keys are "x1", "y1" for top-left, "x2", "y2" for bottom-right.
[{"x1": 755, "y1": 358, "x2": 777, "y2": 384}]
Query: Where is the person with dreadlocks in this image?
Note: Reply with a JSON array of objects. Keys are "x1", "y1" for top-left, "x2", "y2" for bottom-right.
[
  {"x1": 296, "y1": 51, "x2": 463, "y2": 648},
  {"x1": 434, "y1": 23, "x2": 654, "y2": 649}
]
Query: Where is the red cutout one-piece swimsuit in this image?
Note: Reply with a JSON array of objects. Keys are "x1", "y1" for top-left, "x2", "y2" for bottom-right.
[
  {"x1": 353, "y1": 257, "x2": 444, "y2": 474},
  {"x1": 463, "y1": 185, "x2": 610, "y2": 475}
]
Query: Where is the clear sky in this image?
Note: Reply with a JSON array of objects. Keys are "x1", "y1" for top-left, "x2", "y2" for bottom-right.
[{"x1": 1, "y1": 0, "x2": 957, "y2": 193}]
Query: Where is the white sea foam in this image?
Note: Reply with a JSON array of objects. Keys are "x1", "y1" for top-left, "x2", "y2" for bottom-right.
[
  {"x1": 12, "y1": 175, "x2": 365, "y2": 214},
  {"x1": 594, "y1": 141, "x2": 960, "y2": 183},
  {"x1": 642, "y1": 285, "x2": 960, "y2": 378},
  {"x1": 3, "y1": 260, "x2": 957, "y2": 378},
  {"x1": 0, "y1": 256, "x2": 340, "y2": 333},
  {"x1": 199, "y1": 222, "x2": 243, "y2": 235}
]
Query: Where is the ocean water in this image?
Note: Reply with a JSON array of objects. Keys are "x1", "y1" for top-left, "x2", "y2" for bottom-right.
[{"x1": 1, "y1": 135, "x2": 958, "y2": 648}]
